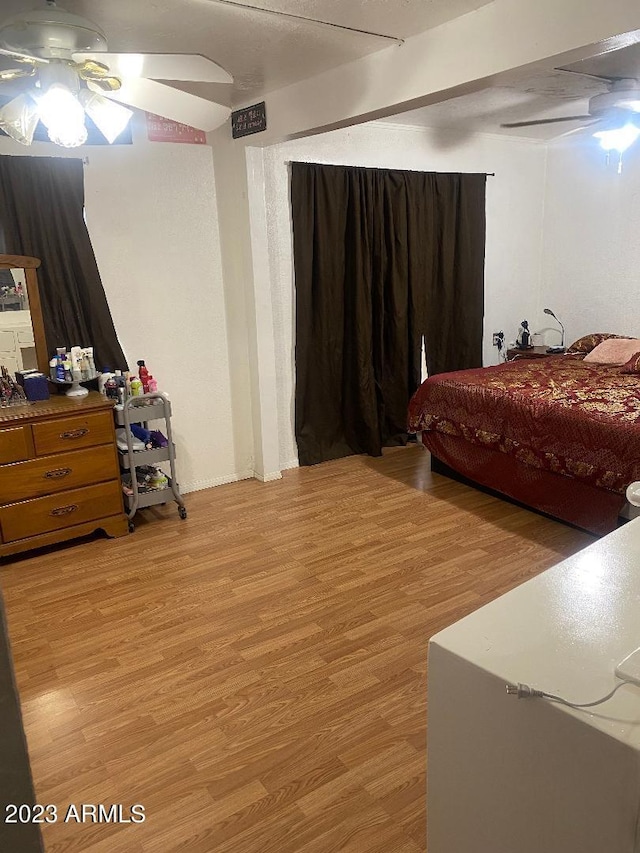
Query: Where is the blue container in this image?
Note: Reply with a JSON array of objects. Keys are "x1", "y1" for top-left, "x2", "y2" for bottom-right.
[
  {"x1": 15, "y1": 369, "x2": 39, "y2": 387},
  {"x1": 23, "y1": 374, "x2": 50, "y2": 402}
]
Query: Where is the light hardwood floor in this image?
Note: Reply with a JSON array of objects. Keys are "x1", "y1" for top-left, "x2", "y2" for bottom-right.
[{"x1": 1, "y1": 445, "x2": 593, "y2": 852}]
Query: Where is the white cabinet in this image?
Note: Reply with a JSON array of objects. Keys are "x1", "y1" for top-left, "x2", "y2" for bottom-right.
[{"x1": 428, "y1": 520, "x2": 640, "y2": 853}]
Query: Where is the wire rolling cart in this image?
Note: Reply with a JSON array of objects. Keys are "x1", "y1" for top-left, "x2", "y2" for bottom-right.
[{"x1": 114, "y1": 392, "x2": 187, "y2": 532}]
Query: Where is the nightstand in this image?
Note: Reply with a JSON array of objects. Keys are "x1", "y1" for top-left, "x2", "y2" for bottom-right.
[{"x1": 506, "y1": 346, "x2": 564, "y2": 360}]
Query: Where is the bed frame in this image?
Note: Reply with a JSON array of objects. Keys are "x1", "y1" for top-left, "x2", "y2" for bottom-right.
[{"x1": 424, "y1": 432, "x2": 624, "y2": 536}]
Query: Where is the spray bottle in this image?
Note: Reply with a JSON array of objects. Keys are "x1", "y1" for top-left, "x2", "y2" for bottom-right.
[{"x1": 137, "y1": 360, "x2": 150, "y2": 393}]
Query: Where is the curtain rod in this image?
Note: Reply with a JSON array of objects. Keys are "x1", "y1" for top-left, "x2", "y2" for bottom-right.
[
  {"x1": 76, "y1": 155, "x2": 495, "y2": 175},
  {"x1": 285, "y1": 161, "x2": 495, "y2": 176}
]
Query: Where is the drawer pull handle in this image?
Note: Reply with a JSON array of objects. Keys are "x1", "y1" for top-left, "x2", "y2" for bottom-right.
[
  {"x1": 50, "y1": 504, "x2": 78, "y2": 517},
  {"x1": 44, "y1": 467, "x2": 72, "y2": 480},
  {"x1": 60, "y1": 428, "x2": 88, "y2": 440}
]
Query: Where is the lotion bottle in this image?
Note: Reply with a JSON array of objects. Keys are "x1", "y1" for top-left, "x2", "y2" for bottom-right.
[
  {"x1": 98, "y1": 368, "x2": 113, "y2": 396},
  {"x1": 55, "y1": 347, "x2": 66, "y2": 382},
  {"x1": 85, "y1": 347, "x2": 96, "y2": 378},
  {"x1": 70, "y1": 346, "x2": 83, "y2": 383}
]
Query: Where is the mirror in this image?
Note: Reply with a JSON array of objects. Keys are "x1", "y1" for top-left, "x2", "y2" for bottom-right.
[{"x1": 0, "y1": 255, "x2": 47, "y2": 377}]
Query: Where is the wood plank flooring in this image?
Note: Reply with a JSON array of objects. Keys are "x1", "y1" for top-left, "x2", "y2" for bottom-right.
[{"x1": 0, "y1": 445, "x2": 593, "y2": 852}]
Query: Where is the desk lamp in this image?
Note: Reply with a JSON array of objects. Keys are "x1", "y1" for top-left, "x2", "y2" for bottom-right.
[{"x1": 543, "y1": 308, "x2": 565, "y2": 353}]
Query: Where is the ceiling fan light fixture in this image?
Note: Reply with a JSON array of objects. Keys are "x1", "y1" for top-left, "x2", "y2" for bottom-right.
[
  {"x1": 593, "y1": 122, "x2": 640, "y2": 154},
  {"x1": 616, "y1": 98, "x2": 640, "y2": 113},
  {"x1": 0, "y1": 93, "x2": 39, "y2": 145},
  {"x1": 37, "y1": 82, "x2": 87, "y2": 147},
  {"x1": 0, "y1": 6, "x2": 234, "y2": 142},
  {"x1": 78, "y1": 88, "x2": 132, "y2": 143},
  {"x1": 0, "y1": 6, "x2": 107, "y2": 59}
]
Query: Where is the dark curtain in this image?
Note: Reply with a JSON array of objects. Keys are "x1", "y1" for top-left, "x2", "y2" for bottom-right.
[
  {"x1": 292, "y1": 162, "x2": 486, "y2": 466},
  {"x1": 0, "y1": 155, "x2": 127, "y2": 371}
]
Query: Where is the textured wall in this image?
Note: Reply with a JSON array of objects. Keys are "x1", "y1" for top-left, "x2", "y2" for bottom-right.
[
  {"x1": 541, "y1": 138, "x2": 640, "y2": 345},
  {"x1": 261, "y1": 122, "x2": 548, "y2": 470},
  {"x1": 0, "y1": 121, "x2": 240, "y2": 492}
]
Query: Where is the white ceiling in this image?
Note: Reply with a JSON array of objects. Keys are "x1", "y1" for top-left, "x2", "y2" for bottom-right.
[
  {"x1": 381, "y1": 44, "x2": 640, "y2": 140},
  {"x1": 1, "y1": 1, "x2": 640, "y2": 139},
  {"x1": 380, "y1": 70, "x2": 607, "y2": 140},
  {"x1": 0, "y1": 0, "x2": 494, "y2": 106}
]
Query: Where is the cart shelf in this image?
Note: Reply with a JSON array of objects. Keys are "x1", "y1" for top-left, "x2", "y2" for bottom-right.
[
  {"x1": 115, "y1": 392, "x2": 186, "y2": 530},
  {"x1": 113, "y1": 398, "x2": 171, "y2": 426},
  {"x1": 117, "y1": 443, "x2": 176, "y2": 470},
  {"x1": 122, "y1": 479, "x2": 174, "y2": 511}
]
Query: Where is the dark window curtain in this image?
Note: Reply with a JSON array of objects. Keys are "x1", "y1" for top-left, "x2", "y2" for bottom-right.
[
  {"x1": 292, "y1": 162, "x2": 486, "y2": 466},
  {"x1": 0, "y1": 155, "x2": 127, "y2": 370}
]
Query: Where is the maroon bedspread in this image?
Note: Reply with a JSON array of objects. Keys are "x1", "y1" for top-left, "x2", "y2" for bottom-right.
[{"x1": 407, "y1": 355, "x2": 640, "y2": 495}]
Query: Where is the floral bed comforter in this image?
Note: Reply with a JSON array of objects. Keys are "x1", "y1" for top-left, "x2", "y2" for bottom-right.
[{"x1": 407, "y1": 355, "x2": 640, "y2": 494}]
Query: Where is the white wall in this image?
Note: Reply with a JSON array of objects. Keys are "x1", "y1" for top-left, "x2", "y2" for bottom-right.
[
  {"x1": 541, "y1": 137, "x2": 640, "y2": 344},
  {"x1": 209, "y1": 131, "x2": 256, "y2": 482},
  {"x1": 260, "y1": 122, "x2": 548, "y2": 470},
  {"x1": 0, "y1": 119, "x2": 246, "y2": 493}
]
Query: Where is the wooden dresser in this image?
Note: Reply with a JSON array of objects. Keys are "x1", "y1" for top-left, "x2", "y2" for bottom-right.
[{"x1": 0, "y1": 392, "x2": 127, "y2": 559}]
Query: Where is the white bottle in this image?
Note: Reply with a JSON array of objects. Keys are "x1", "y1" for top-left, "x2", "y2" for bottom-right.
[
  {"x1": 70, "y1": 346, "x2": 83, "y2": 383},
  {"x1": 98, "y1": 370, "x2": 113, "y2": 396},
  {"x1": 85, "y1": 347, "x2": 96, "y2": 378}
]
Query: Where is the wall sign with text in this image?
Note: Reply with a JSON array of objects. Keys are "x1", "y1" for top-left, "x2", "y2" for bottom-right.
[
  {"x1": 231, "y1": 102, "x2": 267, "y2": 139},
  {"x1": 146, "y1": 113, "x2": 206, "y2": 144}
]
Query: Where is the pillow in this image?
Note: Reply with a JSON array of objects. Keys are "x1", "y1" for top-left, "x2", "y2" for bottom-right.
[
  {"x1": 583, "y1": 338, "x2": 640, "y2": 364},
  {"x1": 621, "y1": 352, "x2": 640, "y2": 374},
  {"x1": 566, "y1": 332, "x2": 627, "y2": 354}
]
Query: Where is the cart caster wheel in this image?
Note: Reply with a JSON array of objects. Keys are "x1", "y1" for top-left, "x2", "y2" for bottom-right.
[
  {"x1": 179, "y1": 506, "x2": 187, "y2": 520},
  {"x1": 128, "y1": 520, "x2": 135, "y2": 533}
]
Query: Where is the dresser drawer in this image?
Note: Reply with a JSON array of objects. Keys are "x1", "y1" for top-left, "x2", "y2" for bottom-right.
[
  {"x1": 0, "y1": 425, "x2": 32, "y2": 464},
  {"x1": 0, "y1": 481, "x2": 123, "y2": 543},
  {"x1": 32, "y1": 411, "x2": 113, "y2": 456},
  {"x1": 0, "y1": 445, "x2": 118, "y2": 503}
]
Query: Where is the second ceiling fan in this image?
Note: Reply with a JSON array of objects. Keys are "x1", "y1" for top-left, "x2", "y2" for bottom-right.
[{"x1": 501, "y1": 76, "x2": 640, "y2": 152}]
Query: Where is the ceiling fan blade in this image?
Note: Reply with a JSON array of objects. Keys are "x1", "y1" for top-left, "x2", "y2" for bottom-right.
[
  {"x1": 554, "y1": 120, "x2": 600, "y2": 139},
  {"x1": 74, "y1": 52, "x2": 232, "y2": 84},
  {"x1": 555, "y1": 66, "x2": 616, "y2": 83},
  {"x1": 501, "y1": 115, "x2": 593, "y2": 128},
  {"x1": 0, "y1": 67, "x2": 35, "y2": 82},
  {"x1": 92, "y1": 78, "x2": 231, "y2": 131},
  {"x1": 0, "y1": 47, "x2": 47, "y2": 65}
]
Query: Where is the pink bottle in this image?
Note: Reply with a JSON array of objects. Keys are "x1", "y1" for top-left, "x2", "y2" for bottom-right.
[
  {"x1": 147, "y1": 376, "x2": 158, "y2": 393},
  {"x1": 137, "y1": 360, "x2": 150, "y2": 393}
]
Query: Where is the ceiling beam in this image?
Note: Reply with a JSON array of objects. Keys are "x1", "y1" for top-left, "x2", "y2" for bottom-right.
[{"x1": 236, "y1": 0, "x2": 640, "y2": 145}]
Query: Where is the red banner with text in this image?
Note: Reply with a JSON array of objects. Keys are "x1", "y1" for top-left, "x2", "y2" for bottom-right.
[{"x1": 146, "y1": 113, "x2": 206, "y2": 144}]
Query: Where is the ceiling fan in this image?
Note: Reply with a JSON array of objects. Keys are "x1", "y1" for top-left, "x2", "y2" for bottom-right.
[
  {"x1": 501, "y1": 77, "x2": 640, "y2": 153},
  {"x1": 0, "y1": 0, "x2": 233, "y2": 148}
]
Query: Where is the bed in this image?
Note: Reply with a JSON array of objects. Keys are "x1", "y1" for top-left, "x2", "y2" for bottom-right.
[{"x1": 407, "y1": 345, "x2": 640, "y2": 535}]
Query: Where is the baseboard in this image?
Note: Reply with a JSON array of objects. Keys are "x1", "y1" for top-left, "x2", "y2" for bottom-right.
[
  {"x1": 253, "y1": 470, "x2": 283, "y2": 483},
  {"x1": 181, "y1": 470, "x2": 254, "y2": 494},
  {"x1": 281, "y1": 457, "x2": 299, "y2": 471},
  {"x1": 181, "y1": 468, "x2": 286, "y2": 493}
]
